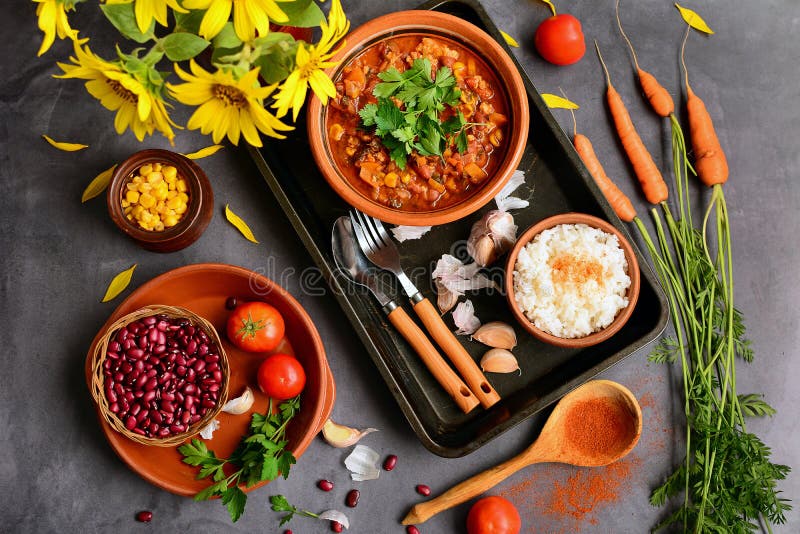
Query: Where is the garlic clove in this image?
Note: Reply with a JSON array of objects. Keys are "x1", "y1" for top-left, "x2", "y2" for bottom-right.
[
  {"x1": 318, "y1": 510, "x2": 350, "y2": 529},
  {"x1": 221, "y1": 386, "x2": 254, "y2": 414},
  {"x1": 435, "y1": 279, "x2": 459, "y2": 314},
  {"x1": 468, "y1": 233, "x2": 498, "y2": 267},
  {"x1": 199, "y1": 419, "x2": 220, "y2": 440},
  {"x1": 472, "y1": 321, "x2": 517, "y2": 349},
  {"x1": 322, "y1": 419, "x2": 378, "y2": 448},
  {"x1": 480, "y1": 348, "x2": 521, "y2": 374},
  {"x1": 344, "y1": 444, "x2": 381, "y2": 481}
]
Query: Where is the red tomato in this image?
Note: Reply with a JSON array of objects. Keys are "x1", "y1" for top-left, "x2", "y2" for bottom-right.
[
  {"x1": 534, "y1": 13, "x2": 586, "y2": 66},
  {"x1": 466, "y1": 496, "x2": 521, "y2": 534},
  {"x1": 257, "y1": 354, "x2": 306, "y2": 400},
  {"x1": 226, "y1": 301, "x2": 285, "y2": 353}
]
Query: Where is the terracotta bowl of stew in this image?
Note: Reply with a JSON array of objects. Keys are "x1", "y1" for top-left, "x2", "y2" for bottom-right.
[
  {"x1": 505, "y1": 213, "x2": 641, "y2": 349},
  {"x1": 307, "y1": 10, "x2": 529, "y2": 226}
]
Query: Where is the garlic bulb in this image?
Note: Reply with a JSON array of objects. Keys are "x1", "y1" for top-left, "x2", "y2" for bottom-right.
[
  {"x1": 480, "y1": 348, "x2": 521, "y2": 374},
  {"x1": 221, "y1": 387, "x2": 254, "y2": 414},
  {"x1": 322, "y1": 419, "x2": 378, "y2": 448},
  {"x1": 472, "y1": 321, "x2": 517, "y2": 349},
  {"x1": 467, "y1": 211, "x2": 517, "y2": 267}
]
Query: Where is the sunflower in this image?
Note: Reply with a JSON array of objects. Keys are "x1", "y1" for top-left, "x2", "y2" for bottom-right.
[
  {"x1": 182, "y1": 0, "x2": 289, "y2": 42},
  {"x1": 55, "y1": 41, "x2": 177, "y2": 142},
  {"x1": 168, "y1": 60, "x2": 293, "y2": 146},
  {"x1": 104, "y1": 0, "x2": 188, "y2": 33},
  {"x1": 33, "y1": 0, "x2": 79, "y2": 56},
  {"x1": 272, "y1": 0, "x2": 349, "y2": 121}
]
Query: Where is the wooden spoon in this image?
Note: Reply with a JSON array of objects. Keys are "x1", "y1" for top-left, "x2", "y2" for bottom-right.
[{"x1": 402, "y1": 380, "x2": 642, "y2": 525}]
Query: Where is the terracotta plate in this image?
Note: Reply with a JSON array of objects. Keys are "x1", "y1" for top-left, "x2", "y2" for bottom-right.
[{"x1": 85, "y1": 263, "x2": 335, "y2": 496}]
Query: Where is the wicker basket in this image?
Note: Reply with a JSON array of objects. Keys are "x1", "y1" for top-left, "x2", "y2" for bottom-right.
[{"x1": 90, "y1": 305, "x2": 230, "y2": 446}]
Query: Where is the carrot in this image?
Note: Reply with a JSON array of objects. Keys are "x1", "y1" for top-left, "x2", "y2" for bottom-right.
[
  {"x1": 595, "y1": 41, "x2": 669, "y2": 204},
  {"x1": 574, "y1": 133, "x2": 637, "y2": 222},
  {"x1": 616, "y1": 0, "x2": 674, "y2": 117},
  {"x1": 680, "y1": 30, "x2": 728, "y2": 187}
]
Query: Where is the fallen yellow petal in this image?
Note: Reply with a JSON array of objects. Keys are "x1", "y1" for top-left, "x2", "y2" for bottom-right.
[
  {"x1": 82, "y1": 164, "x2": 117, "y2": 203},
  {"x1": 500, "y1": 30, "x2": 519, "y2": 48},
  {"x1": 102, "y1": 264, "x2": 136, "y2": 303},
  {"x1": 183, "y1": 144, "x2": 224, "y2": 160},
  {"x1": 675, "y1": 3, "x2": 714, "y2": 34},
  {"x1": 225, "y1": 204, "x2": 258, "y2": 244},
  {"x1": 42, "y1": 134, "x2": 88, "y2": 151},
  {"x1": 541, "y1": 93, "x2": 580, "y2": 110}
]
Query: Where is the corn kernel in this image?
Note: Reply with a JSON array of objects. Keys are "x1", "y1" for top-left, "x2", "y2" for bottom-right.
[
  {"x1": 139, "y1": 164, "x2": 153, "y2": 176},
  {"x1": 175, "y1": 204, "x2": 187, "y2": 215},
  {"x1": 153, "y1": 162, "x2": 162, "y2": 172},
  {"x1": 384, "y1": 172, "x2": 398, "y2": 188},
  {"x1": 166, "y1": 196, "x2": 181, "y2": 209},
  {"x1": 125, "y1": 190, "x2": 140, "y2": 203},
  {"x1": 121, "y1": 199, "x2": 130, "y2": 208},
  {"x1": 167, "y1": 190, "x2": 177, "y2": 199},
  {"x1": 329, "y1": 123, "x2": 345, "y2": 141},
  {"x1": 139, "y1": 183, "x2": 152, "y2": 193},
  {"x1": 163, "y1": 165, "x2": 177, "y2": 180},
  {"x1": 139, "y1": 193, "x2": 155, "y2": 208},
  {"x1": 178, "y1": 192, "x2": 189, "y2": 203},
  {"x1": 401, "y1": 174, "x2": 411, "y2": 184},
  {"x1": 163, "y1": 215, "x2": 179, "y2": 227},
  {"x1": 176, "y1": 179, "x2": 188, "y2": 193},
  {"x1": 154, "y1": 221, "x2": 165, "y2": 232}
]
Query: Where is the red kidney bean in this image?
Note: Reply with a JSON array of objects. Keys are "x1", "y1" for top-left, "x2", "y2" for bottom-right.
[
  {"x1": 161, "y1": 392, "x2": 175, "y2": 402},
  {"x1": 190, "y1": 414, "x2": 201, "y2": 423},
  {"x1": 115, "y1": 330, "x2": 127, "y2": 343},
  {"x1": 109, "y1": 341, "x2": 122, "y2": 352},
  {"x1": 383, "y1": 454, "x2": 398, "y2": 471},
  {"x1": 182, "y1": 383, "x2": 196, "y2": 395},
  {"x1": 212, "y1": 370, "x2": 222, "y2": 383},
  {"x1": 201, "y1": 399, "x2": 215, "y2": 409},
  {"x1": 225, "y1": 297, "x2": 238, "y2": 310},
  {"x1": 124, "y1": 391, "x2": 134, "y2": 402},
  {"x1": 151, "y1": 410, "x2": 163, "y2": 424},
  {"x1": 124, "y1": 416, "x2": 136, "y2": 430},
  {"x1": 163, "y1": 412, "x2": 174, "y2": 425},
  {"x1": 137, "y1": 336, "x2": 148, "y2": 350},
  {"x1": 130, "y1": 403, "x2": 141, "y2": 417},
  {"x1": 103, "y1": 360, "x2": 113, "y2": 371},
  {"x1": 133, "y1": 390, "x2": 144, "y2": 399},
  {"x1": 114, "y1": 383, "x2": 125, "y2": 395},
  {"x1": 184, "y1": 396, "x2": 195, "y2": 410},
  {"x1": 331, "y1": 521, "x2": 343, "y2": 533},
  {"x1": 175, "y1": 365, "x2": 187, "y2": 377},
  {"x1": 208, "y1": 384, "x2": 219, "y2": 392},
  {"x1": 149, "y1": 423, "x2": 159, "y2": 435},
  {"x1": 148, "y1": 329, "x2": 159, "y2": 343},
  {"x1": 186, "y1": 340, "x2": 197, "y2": 355},
  {"x1": 136, "y1": 409, "x2": 149, "y2": 424},
  {"x1": 157, "y1": 320, "x2": 168, "y2": 331},
  {"x1": 113, "y1": 372, "x2": 124, "y2": 383},
  {"x1": 134, "y1": 374, "x2": 148, "y2": 390},
  {"x1": 145, "y1": 369, "x2": 157, "y2": 378},
  {"x1": 145, "y1": 378, "x2": 158, "y2": 391},
  {"x1": 161, "y1": 401, "x2": 175, "y2": 413},
  {"x1": 143, "y1": 316, "x2": 157, "y2": 326},
  {"x1": 106, "y1": 351, "x2": 120, "y2": 361},
  {"x1": 121, "y1": 361, "x2": 133, "y2": 374},
  {"x1": 180, "y1": 411, "x2": 191, "y2": 425},
  {"x1": 345, "y1": 489, "x2": 360, "y2": 508},
  {"x1": 132, "y1": 428, "x2": 146, "y2": 436},
  {"x1": 283, "y1": 530, "x2": 292, "y2": 534},
  {"x1": 175, "y1": 354, "x2": 187, "y2": 366},
  {"x1": 109, "y1": 402, "x2": 120, "y2": 414},
  {"x1": 207, "y1": 362, "x2": 220, "y2": 372},
  {"x1": 133, "y1": 360, "x2": 144, "y2": 373},
  {"x1": 158, "y1": 428, "x2": 171, "y2": 437},
  {"x1": 186, "y1": 325, "x2": 196, "y2": 337},
  {"x1": 120, "y1": 398, "x2": 130, "y2": 412},
  {"x1": 127, "y1": 348, "x2": 144, "y2": 359},
  {"x1": 153, "y1": 344, "x2": 166, "y2": 355},
  {"x1": 169, "y1": 423, "x2": 185, "y2": 434},
  {"x1": 406, "y1": 526, "x2": 420, "y2": 534},
  {"x1": 197, "y1": 344, "x2": 209, "y2": 357},
  {"x1": 205, "y1": 354, "x2": 219, "y2": 363},
  {"x1": 415, "y1": 485, "x2": 431, "y2": 496},
  {"x1": 317, "y1": 480, "x2": 334, "y2": 491},
  {"x1": 176, "y1": 392, "x2": 185, "y2": 403},
  {"x1": 142, "y1": 390, "x2": 156, "y2": 403},
  {"x1": 186, "y1": 369, "x2": 196, "y2": 382}
]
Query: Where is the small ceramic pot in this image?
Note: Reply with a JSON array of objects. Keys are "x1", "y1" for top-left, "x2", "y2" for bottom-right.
[
  {"x1": 107, "y1": 149, "x2": 213, "y2": 253},
  {"x1": 505, "y1": 213, "x2": 641, "y2": 348},
  {"x1": 307, "y1": 10, "x2": 529, "y2": 226}
]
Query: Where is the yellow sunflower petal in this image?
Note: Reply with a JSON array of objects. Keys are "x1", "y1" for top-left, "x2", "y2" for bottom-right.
[
  {"x1": 42, "y1": 134, "x2": 88, "y2": 151},
  {"x1": 225, "y1": 204, "x2": 259, "y2": 243},
  {"x1": 199, "y1": 0, "x2": 232, "y2": 39}
]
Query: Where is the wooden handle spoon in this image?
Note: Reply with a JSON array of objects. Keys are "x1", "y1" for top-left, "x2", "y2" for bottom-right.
[{"x1": 402, "y1": 380, "x2": 642, "y2": 525}]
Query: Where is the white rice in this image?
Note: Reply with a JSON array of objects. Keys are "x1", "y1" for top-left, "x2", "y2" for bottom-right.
[{"x1": 513, "y1": 223, "x2": 631, "y2": 338}]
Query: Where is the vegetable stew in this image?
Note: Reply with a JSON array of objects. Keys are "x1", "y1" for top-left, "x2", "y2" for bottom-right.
[{"x1": 326, "y1": 34, "x2": 509, "y2": 211}]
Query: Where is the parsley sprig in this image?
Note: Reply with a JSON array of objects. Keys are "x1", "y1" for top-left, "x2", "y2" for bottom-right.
[
  {"x1": 178, "y1": 396, "x2": 300, "y2": 522},
  {"x1": 358, "y1": 58, "x2": 467, "y2": 169},
  {"x1": 269, "y1": 494, "x2": 320, "y2": 526}
]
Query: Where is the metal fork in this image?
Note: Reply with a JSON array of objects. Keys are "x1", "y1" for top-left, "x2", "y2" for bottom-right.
[{"x1": 349, "y1": 210, "x2": 501, "y2": 409}]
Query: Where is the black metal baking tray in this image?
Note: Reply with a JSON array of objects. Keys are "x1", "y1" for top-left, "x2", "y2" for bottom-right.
[{"x1": 248, "y1": 0, "x2": 668, "y2": 457}]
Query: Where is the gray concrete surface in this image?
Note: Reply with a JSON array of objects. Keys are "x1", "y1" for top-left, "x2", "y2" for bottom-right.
[{"x1": 1, "y1": 0, "x2": 797, "y2": 532}]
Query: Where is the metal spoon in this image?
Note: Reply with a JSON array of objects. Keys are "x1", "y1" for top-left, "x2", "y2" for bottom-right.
[
  {"x1": 402, "y1": 380, "x2": 643, "y2": 525},
  {"x1": 332, "y1": 217, "x2": 479, "y2": 414}
]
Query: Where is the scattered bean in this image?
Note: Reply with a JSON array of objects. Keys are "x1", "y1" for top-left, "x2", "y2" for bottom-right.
[
  {"x1": 416, "y1": 484, "x2": 431, "y2": 497},
  {"x1": 383, "y1": 454, "x2": 398, "y2": 471},
  {"x1": 317, "y1": 479, "x2": 334, "y2": 492},
  {"x1": 345, "y1": 489, "x2": 360, "y2": 508}
]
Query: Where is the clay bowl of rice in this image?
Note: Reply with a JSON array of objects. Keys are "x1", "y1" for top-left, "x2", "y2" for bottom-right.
[{"x1": 505, "y1": 213, "x2": 640, "y2": 348}]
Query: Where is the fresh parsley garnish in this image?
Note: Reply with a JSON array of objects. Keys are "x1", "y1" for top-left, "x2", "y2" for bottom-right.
[
  {"x1": 269, "y1": 494, "x2": 319, "y2": 526},
  {"x1": 358, "y1": 58, "x2": 467, "y2": 169},
  {"x1": 178, "y1": 396, "x2": 300, "y2": 523}
]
